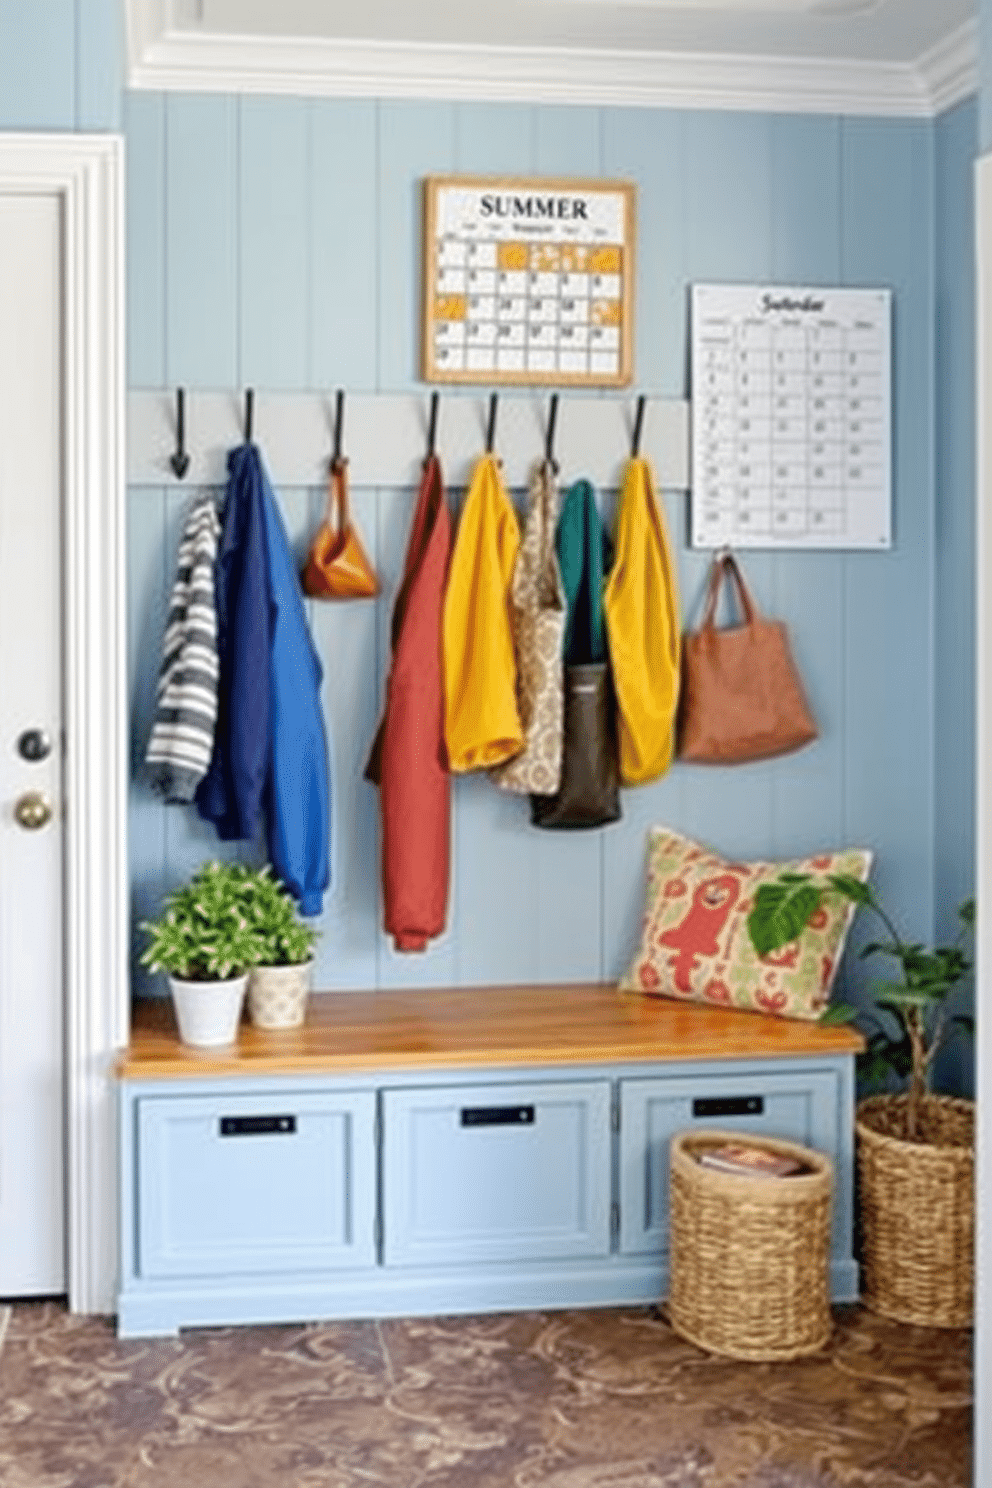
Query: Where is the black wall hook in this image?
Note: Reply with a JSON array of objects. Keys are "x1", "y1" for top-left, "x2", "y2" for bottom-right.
[
  {"x1": 332, "y1": 388, "x2": 345, "y2": 466},
  {"x1": 485, "y1": 393, "x2": 498, "y2": 454},
  {"x1": 545, "y1": 393, "x2": 559, "y2": 471},
  {"x1": 426, "y1": 390, "x2": 440, "y2": 461},
  {"x1": 631, "y1": 394, "x2": 646, "y2": 458},
  {"x1": 244, "y1": 387, "x2": 255, "y2": 444},
  {"x1": 170, "y1": 387, "x2": 190, "y2": 480}
]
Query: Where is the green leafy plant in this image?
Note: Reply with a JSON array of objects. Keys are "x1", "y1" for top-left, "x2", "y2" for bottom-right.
[
  {"x1": 748, "y1": 873, "x2": 974, "y2": 1139},
  {"x1": 140, "y1": 860, "x2": 265, "y2": 982},
  {"x1": 242, "y1": 865, "x2": 318, "y2": 966}
]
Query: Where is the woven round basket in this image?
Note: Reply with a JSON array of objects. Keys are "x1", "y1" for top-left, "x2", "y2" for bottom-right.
[
  {"x1": 856, "y1": 1093, "x2": 974, "y2": 1328},
  {"x1": 668, "y1": 1129, "x2": 834, "y2": 1362}
]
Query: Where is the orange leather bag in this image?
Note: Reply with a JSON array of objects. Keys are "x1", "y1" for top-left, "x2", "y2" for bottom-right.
[
  {"x1": 677, "y1": 550, "x2": 817, "y2": 764},
  {"x1": 301, "y1": 458, "x2": 379, "y2": 600}
]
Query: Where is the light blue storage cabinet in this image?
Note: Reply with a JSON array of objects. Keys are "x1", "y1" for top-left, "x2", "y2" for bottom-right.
[
  {"x1": 116, "y1": 990, "x2": 862, "y2": 1337},
  {"x1": 382, "y1": 1080, "x2": 612, "y2": 1266},
  {"x1": 136, "y1": 1089, "x2": 377, "y2": 1278}
]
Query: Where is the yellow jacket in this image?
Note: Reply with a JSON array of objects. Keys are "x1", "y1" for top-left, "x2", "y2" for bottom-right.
[
  {"x1": 603, "y1": 457, "x2": 681, "y2": 784},
  {"x1": 442, "y1": 454, "x2": 524, "y2": 771}
]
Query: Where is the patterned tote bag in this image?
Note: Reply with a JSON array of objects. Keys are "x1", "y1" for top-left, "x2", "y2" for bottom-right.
[{"x1": 490, "y1": 459, "x2": 566, "y2": 796}]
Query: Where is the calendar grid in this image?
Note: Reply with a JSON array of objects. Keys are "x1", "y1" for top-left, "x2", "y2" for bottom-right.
[
  {"x1": 691, "y1": 284, "x2": 891, "y2": 550},
  {"x1": 423, "y1": 177, "x2": 635, "y2": 388}
]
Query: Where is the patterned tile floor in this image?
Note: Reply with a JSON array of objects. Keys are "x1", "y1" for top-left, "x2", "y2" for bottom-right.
[{"x1": 0, "y1": 1301, "x2": 972, "y2": 1487}]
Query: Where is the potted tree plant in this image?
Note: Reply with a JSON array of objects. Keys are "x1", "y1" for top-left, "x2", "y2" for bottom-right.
[
  {"x1": 242, "y1": 865, "x2": 318, "y2": 1029},
  {"x1": 748, "y1": 871, "x2": 974, "y2": 1328},
  {"x1": 140, "y1": 859, "x2": 265, "y2": 1048}
]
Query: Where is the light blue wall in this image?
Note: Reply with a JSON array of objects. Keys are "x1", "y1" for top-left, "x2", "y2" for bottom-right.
[
  {"x1": 0, "y1": 0, "x2": 121, "y2": 131},
  {"x1": 123, "y1": 95, "x2": 942, "y2": 1017},
  {"x1": 935, "y1": 96, "x2": 978, "y2": 1095},
  {"x1": 0, "y1": 2, "x2": 974, "y2": 1075}
]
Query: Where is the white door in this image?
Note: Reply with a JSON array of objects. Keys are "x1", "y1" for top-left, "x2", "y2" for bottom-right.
[{"x1": 0, "y1": 190, "x2": 65, "y2": 1295}]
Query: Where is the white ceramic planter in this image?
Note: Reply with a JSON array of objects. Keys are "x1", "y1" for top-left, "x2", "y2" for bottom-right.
[
  {"x1": 248, "y1": 960, "x2": 312, "y2": 1029},
  {"x1": 169, "y1": 974, "x2": 248, "y2": 1048}
]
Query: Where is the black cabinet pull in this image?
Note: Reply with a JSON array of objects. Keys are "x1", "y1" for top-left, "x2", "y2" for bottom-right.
[
  {"x1": 219, "y1": 1115, "x2": 297, "y2": 1137},
  {"x1": 460, "y1": 1104, "x2": 535, "y2": 1128},
  {"x1": 692, "y1": 1095, "x2": 764, "y2": 1119}
]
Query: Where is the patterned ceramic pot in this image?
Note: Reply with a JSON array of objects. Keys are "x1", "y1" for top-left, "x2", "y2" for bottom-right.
[
  {"x1": 248, "y1": 960, "x2": 312, "y2": 1029},
  {"x1": 169, "y1": 974, "x2": 248, "y2": 1048}
]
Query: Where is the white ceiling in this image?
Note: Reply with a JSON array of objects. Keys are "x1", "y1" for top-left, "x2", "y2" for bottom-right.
[
  {"x1": 128, "y1": 0, "x2": 978, "y2": 115},
  {"x1": 191, "y1": 0, "x2": 971, "y2": 66}
]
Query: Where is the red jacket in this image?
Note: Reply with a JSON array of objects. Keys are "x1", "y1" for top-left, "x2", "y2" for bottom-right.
[{"x1": 366, "y1": 455, "x2": 453, "y2": 951}]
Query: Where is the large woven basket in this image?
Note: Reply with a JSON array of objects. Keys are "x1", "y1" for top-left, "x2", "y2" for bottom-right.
[
  {"x1": 668, "y1": 1129, "x2": 834, "y2": 1361},
  {"x1": 856, "y1": 1093, "x2": 974, "y2": 1328}
]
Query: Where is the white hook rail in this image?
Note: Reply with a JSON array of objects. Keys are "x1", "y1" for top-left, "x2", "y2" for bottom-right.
[{"x1": 127, "y1": 389, "x2": 690, "y2": 492}]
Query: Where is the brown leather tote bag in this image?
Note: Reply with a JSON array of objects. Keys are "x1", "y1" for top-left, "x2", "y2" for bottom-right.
[
  {"x1": 302, "y1": 458, "x2": 379, "y2": 600},
  {"x1": 676, "y1": 551, "x2": 818, "y2": 764}
]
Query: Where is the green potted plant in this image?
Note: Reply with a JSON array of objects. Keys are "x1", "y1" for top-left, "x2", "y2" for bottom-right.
[
  {"x1": 140, "y1": 860, "x2": 265, "y2": 1048},
  {"x1": 748, "y1": 871, "x2": 975, "y2": 1327},
  {"x1": 242, "y1": 865, "x2": 319, "y2": 1029}
]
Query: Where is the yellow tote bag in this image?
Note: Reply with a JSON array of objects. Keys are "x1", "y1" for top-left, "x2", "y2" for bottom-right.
[
  {"x1": 442, "y1": 453, "x2": 524, "y2": 772},
  {"x1": 603, "y1": 457, "x2": 681, "y2": 784}
]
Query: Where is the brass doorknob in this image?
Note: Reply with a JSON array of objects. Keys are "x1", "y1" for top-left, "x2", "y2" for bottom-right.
[{"x1": 14, "y1": 791, "x2": 53, "y2": 830}]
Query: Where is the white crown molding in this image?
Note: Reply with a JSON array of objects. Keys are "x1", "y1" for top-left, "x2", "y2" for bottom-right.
[
  {"x1": 125, "y1": 1, "x2": 974, "y2": 118},
  {"x1": 917, "y1": 18, "x2": 978, "y2": 117}
]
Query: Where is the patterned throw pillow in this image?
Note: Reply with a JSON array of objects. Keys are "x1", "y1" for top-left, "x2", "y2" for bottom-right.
[{"x1": 619, "y1": 827, "x2": 872, "y2": 1021}]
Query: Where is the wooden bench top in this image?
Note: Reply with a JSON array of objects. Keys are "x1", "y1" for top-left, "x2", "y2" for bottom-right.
[{"x1": 117, "y1": 983, "x2": 864, "y2": 1080}]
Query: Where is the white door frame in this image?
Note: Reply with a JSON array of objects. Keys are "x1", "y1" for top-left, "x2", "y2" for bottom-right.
[{"x1": 0, "y1": 135, "x2": 127, "y2": 1316}]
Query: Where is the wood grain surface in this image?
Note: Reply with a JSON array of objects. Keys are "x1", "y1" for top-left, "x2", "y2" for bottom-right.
[{"x1": 118, "y1": 984, "x2": 864, "y2": 1080}]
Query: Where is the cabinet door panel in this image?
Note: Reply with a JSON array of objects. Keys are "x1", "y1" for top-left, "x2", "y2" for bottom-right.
[
  {"x1": 137, "y1": 1090, "x2": 377, "y2": 1278},
  {"x1": 619, "y1": 1068, "x2": 840, "y2": 1255},
  {"x1": 383, "y1": 1080, "x2": 611, "y2": 1266}
]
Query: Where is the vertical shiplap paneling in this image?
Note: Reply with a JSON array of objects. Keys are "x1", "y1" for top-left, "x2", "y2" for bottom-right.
[
  {"x1": 0, "y1": 0, "x2": 75, "y2": 128},
  {"x1": 126, "y1": 89, "x2": 169, "y2": 991},
  {"x1": 767, "y1": 114, "x2": 847, "y2": 860},
  {"x1": 455, "y1": 101, "x2": 534, "y2": 174},
  {"x1": 934, "y1": 98, "x2": 978, "y2": 924},
  {"x1": 308, "y1": 101, "x2": 384, "y2": 986},
  {"x1": 161, "y1": 97, "x2": 244, "y2": 901},
  {"x1": 310, "y1": 100, "x2": 379, "y2": 392},
  {"x1": 680, "y1": 110, "x2": 777, "y2": 859},
  {"x1": 164, "y1": 94, "x2": 239, "y2": 388},
  {"x1": 75, "y1": 0, "x2": 122, "y2": 131},
  {"x1": 124, "y1": 92, "x2": 166, "y2": 389},
  {"x1": 127, "y1": 488, "x2": 169, "y2": 998},
  {"x1": 239, "y1": 97, "x2": 309, "y2": 389},
  {"x1": 933, "y1": 98, "x2": 978, "y2": 1096},
  {"x1": 119, "y1": 91, "x2": 949, "y2": 1006},
  {"x1": 601, "y1": 107, "x2": 688, "y2": 397},
  {"x1": 377, "y1": 100, "x2": 457, "y2": 392},
  {"x1": 601, "y1": 108, "x2": 690, "y2": 980},
  {"x1": 841, "y1": 117, "x2": 935, "y2": 947}
]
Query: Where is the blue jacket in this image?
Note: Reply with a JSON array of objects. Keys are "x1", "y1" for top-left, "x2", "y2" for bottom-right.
[
  {"x1": 258, "y1": 457, "x2": 331, "y2": 915},
  {"x1": 197, "y1": 444, "x2": 331, "y2": 915},
  {"x1": 196, "y1": 445, "x2": 271, "y2": 840}
]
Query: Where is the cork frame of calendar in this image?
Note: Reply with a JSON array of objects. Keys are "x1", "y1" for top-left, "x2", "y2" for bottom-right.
[{"x1": 422, "y1": 175, "x2": 636, "y2": 387}]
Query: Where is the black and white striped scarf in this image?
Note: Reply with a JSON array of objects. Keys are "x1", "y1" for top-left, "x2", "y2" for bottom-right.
[{"x1": 145, "y1": 493, "x2": 221, "y2": 802}]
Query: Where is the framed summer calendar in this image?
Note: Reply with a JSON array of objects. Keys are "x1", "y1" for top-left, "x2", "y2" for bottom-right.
[
  {"x1": 422, "y1": 176, "x2": 636, "y2": 387},
  {"x1": 691, "y1": 283, "x2": 892, "y2": 550}
]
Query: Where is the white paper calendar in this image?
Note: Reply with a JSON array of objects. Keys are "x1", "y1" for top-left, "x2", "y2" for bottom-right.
[
  {"x1": 422, "y1": 177, "x2": 635, "y2": 387},
  {"x1": 691, "y1": 284, "x2": 891, "y2": 549}
]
